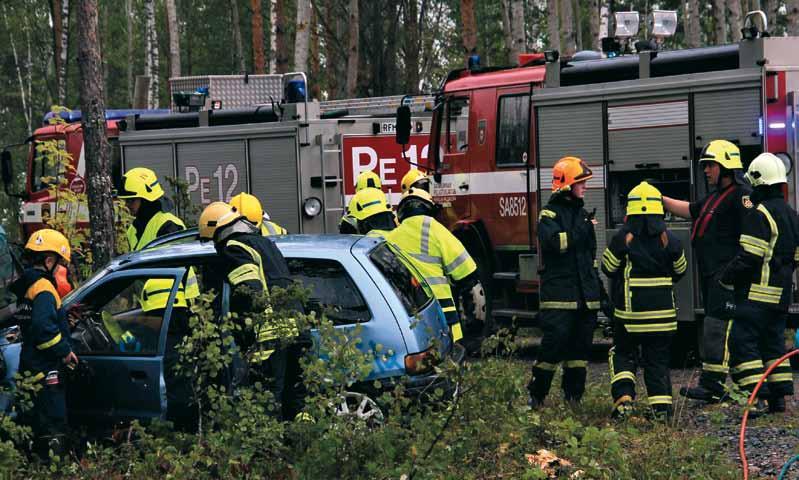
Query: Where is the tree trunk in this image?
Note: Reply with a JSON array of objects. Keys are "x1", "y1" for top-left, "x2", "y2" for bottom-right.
[
  {"x1": 51, "y1": 0, "x2": 70, "y2": 106},
  {"x1": 165, "y1": 0, "x2": 181, "y2": 78},
  {"x1": 144, "y1": 0, "x2": 159, "y2": 108},
  {"x1": 788, "y1": 0, "x2": 799, "y2": 36},
  {"x1": 713, "y1": 0, "x2": 727, "y2": 44},
  {"x1": 573, "y1": 0, "x2": 582, "y2": 51},
  {"x1": 345, "y1": 0, "x2": 358, "y2": 96},
  {"x1": 252, "y1": 0, "x2": 266, "y2": 73},
  {"x1": 405, "y1": 0, "x2": 421, "y2": 92},
  {"x1": 77, "y1": 0, "x2": 114, "y2": 267},
  {"x1": 501, "y1": 0, "x2": 513, "y2": 63},
  {"x1": 687, "y1": 0, "x2": 701, "y2": 48},
  {"x1": 269, "y1": 0, "x2": 277, "y2": 72},
  {"x1": 294, "y1": 0, "x2": 311, "y2": 73},
  {"x1": 729, "y1": 0, "x2": 743, "y2": 41},
  {"x1": 547, "y1": 0, "x2": 560, "y2": 51},
  {"x1": 309, "y1": 4, "x2": 320, "y2": 99},
  {"x1": 275, "y1": 0, "x2": 289, "y2": 73},
  {"x1": 559, "y1": 0, "x2": 575, "y2": 56},
  {"x1": 460, "y1": 0, "x2": 477, "y2": 54},
  {"x1": 589, "y1": 0, "x2": 600, "y2": 50},
  {"x1": 126, "y1": 0, "x2": 133, "y2": 105},
  {"x1": 765, "y1": 0, "x2": 779, "y2": 34},
  {"x1": 2, "y1": 4, "x2": 32, "y2": 135},
  {"x1": 510, "y1": 0, "x2": 525, "y2": 61},
  {"x1": 230, "y1": 0, "x2": 246, "y2": 72}
]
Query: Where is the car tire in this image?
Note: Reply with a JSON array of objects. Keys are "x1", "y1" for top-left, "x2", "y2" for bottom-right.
[{"x1": 332, "y1": 391, "x2": 384, "y2": 428}]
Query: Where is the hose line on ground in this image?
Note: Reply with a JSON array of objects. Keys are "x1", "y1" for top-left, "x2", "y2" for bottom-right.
[
  {"x1": 778, "y1": 454, "x2": 799, "y2": 480},
  {"x1": 739, "y1": 349, "x2": 799, "y2": 480}
]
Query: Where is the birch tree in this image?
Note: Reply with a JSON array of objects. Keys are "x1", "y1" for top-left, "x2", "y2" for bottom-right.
[
  {"x1": 77, "y1": 0, "x2": 115, "y2": 266},
  {"x1": 547, "y1": 0, "x2": 560, "y2": 51},
  {"x1": 126, "y1": 0, "x2": 133, "y2": 104},
  {"x1": 2, "y1": 4, "x2": 32, "y2": 135},
  {"x1": 165, "y1": 0, "x2": 181, "y2": 78},
  {"x1": 294, "y1": 0, "x2": 311, "y2": 73},
  {"x1": 275, "y1": 0, "x2": 289, "y2": 73},
  {"x1": 405, "y1": 0, "x2": 421, "y2": 92},
  {"x1": 510, "y1": 1, "x2": 526, "y2": 61},
  {"x1": 269, "y1": 0, "x2": 277, "y2": 72},
  {"x1": 560, "y1": 0, "x2": 576, "y2": 56},
  {"x1": 713, "y1": 0, "x2": 727, "y2": 44},
  {"x1": 460, "y1": 0, "x2": 478, "y2": 54},
  {"x1": 252, "y1": 0, "x2": 266, "y2": 73},
  {"x1": 687, "y1": 0, "x2": 701, "y2": 48},
  {"x1": 231, "y1": 0, "x2": 246, "y2": 72},
  {"x1": 51, "y1": 0, "x2": 70, "y2": 106},
  {"x1": 144, "y1": 0, "x2": 159, "y2": 108},
  {"x1": 789, "y1": 0, "x2": 799, "y2": 36},
  {"x1": 589, "y1": 0, "x2": 600, "y2": 51},
  {"x1": 729, "y1": 0, "x2": 743, "y2": 41},
  {"x1": 345, "y1": 0, "x2": 359, "y2": 96}
]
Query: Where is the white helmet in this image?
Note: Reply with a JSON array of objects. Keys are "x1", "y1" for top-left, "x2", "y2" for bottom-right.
[{"x1": 745, "y1": 153, "x2": 787, "y2": 187}]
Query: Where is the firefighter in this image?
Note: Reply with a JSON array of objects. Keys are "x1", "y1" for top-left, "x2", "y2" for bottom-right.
[
  {"x1": 661, "y1": 139, "x2": 751, "y2": 402},
  {"x1": 401, "y1": 168, "x2": 430, "y2": 194},
  {"x1": 198, "y1": 202, "x2": 305, "y2": 419},
  {"x1": 140, "y1": 278, "x2": 197, "y2": 430},
  {"x1": 118, "y1": 167, "x2": 200, "y2": 300},
  {"x1": 387, "y1": 187, "x2": 485, "y2": 343},
  {"x1": 355, "y1": 170, "x2": 382, "y2": 192},
  {"x1": 229, "y1": 192, "x2": 288, "y2": 236},
  {"x1": 602, "y1": 182, "x2": 687, "y2": 420},
  {"x1": 718, "y1": 153, "x2": 798, "y2": 414},
  {"x1": 338, "y1": 213, "x2": 359, "y2": 234},
  {"x1": 528, "y1": 156, "x2": 601, "y2": 408},
  {"x1": 5, "y1": 229, "x2": 78, "y2": 457},
  {"x1": 349, "y1": 187, "x2": 397, "y2": 235}
]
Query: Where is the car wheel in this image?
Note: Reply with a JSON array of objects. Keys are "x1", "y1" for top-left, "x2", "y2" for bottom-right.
[{"x1": 332, "y1": 391, "x2": 384, "y2": 427}]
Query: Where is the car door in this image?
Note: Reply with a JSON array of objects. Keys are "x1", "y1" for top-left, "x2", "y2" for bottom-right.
[{"x1": 65, "y1": 267, "x2": 186, "y2": 426}]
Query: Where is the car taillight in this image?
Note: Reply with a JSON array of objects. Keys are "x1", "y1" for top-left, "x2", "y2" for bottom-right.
[{"x1": 404, "y1": 347, "x2": 439, "y2": 375}]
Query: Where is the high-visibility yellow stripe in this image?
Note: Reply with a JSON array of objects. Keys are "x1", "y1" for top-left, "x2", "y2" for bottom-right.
[
  {"x1": 737, "y1": 374, "x2": 762, "y2": 386},
  {"x1": 36, "y1": 333, "x2": 62, "y2": 350},
  {"x1": 612, "y1": 371, "x2": 636, "y2": 384},
  {"x1": 648, "y1": 395, "x2": 673, "y2": 405},
  {"x1": 750, "y1": 284, "x2": 782, "y2": 295},
  {"x1": 535, "y1": 361, "x2": 557, "y2": 371},
  {"x1": 628, "y1": 277, "x2": 673, "y2": 287},
  {"x1": 794, "y1": 247, "x2": 799, "y2": 262},
  {"x1": 227, "y1": 264, "x2": 263, "y2": 286},
  {"x1": 603, "y1": 249, "x2": 621, "y2": 267},
  {"x1": 739, "y1": 234, "x2": 769, "y2": 249},
  {"x1": 731, "y1": 360, "x2": 764, "y2": 374},
  {"x1": 757, "y1": 205, "x2": 778, "y2": 297},
  {"x1": 540, "y1": 301, "x2": 578, "y2": 309},
  {"x1": 748, "y1": 291, "x2": 781, "y2": 304},
  {"x1": 451, "y1": 322, "x2": 463, "y2": 342},
  {"x1": 586, "y1": 301, "x2": 600, "y2": 310},
  {"x1": 741, "y1": 242, "x2": 766, "y2": 257},
  {"x1": 565, "y1": 360, "x2": 587, "y2": 368},
  {"x1": 767, "y1": 373, "x2": 793, "y2": 383},
  {"x1": 702, "y1": 363, "x2": 729, "y2": 374},
  {"x1": 603, "y1": 257, "x2": 620, "y2": 273},
  {"x1": 722, "y1": 320, "x2": 732, "y2": 366},
  {"x1": 539, "y1": 209, "x2": 557, "y2": 220},
  {"x1": 559, "y1": 232, "x2": 568, "y2": 252},
  {"x1": 250, "y1": 349, "x2": 275, "y2": 363},
  {"x1": 623, "y1": 322, "x2": 678, "y2": 333},
  {"x1": 614, "y1": 309, "x2": 677, "y2": 320}
]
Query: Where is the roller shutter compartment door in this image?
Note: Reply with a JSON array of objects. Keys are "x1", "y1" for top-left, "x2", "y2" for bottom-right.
[
  {"x1": 693, "y1": 88, "x2": 761, "y2": 147},
  {"x1": 122, "y1": 144, "x2": 175, "y2": 197},
  {"x1": 249, "y1": 135, "x2": 300, "y2": 234}
]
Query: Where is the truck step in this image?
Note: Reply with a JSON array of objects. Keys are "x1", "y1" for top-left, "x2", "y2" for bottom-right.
[
  {"x1": 492, "y1": 308, "x2": 538, "y2": 321},
  {"x1": 492, "y1": 272, "x2": 519, "y2": 282}
]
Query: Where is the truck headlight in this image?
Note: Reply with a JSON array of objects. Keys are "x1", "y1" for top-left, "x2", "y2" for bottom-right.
[{"x1": 303, "y1": 197, "x2": 322, "y2": 217}]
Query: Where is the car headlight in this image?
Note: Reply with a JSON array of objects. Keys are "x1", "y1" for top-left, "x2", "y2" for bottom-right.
[{"x1": 303, "y1": 197, "x2": 322, "y2": 217}]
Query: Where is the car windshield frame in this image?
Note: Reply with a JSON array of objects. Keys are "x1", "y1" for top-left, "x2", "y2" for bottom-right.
[{"x1": 368, "y1": 242, "x2": 432, "y2": 316}]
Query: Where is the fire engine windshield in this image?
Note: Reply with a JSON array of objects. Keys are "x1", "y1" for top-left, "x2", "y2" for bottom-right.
[{"x1": 29, "y1": 140, "x2": 62, "y2": 193}]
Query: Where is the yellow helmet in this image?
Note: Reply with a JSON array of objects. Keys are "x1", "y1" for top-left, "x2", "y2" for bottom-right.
[
  {"x1": 399, "y1": 186, "x2": 435, "y2": 207},
  {"x1": 118, "y1": 167, "x2": 164, "y2": 202},
  {"x1": 401, "y1": 169, "x2": 429, "y2": 193},
  {"x1": 349, "y1": 187, "x2": 392, "y2": 221},
  {"x1": 198, "y1": 202, "x2": 242, "y2": 240},
  {"x1": 626, "y1": 181, "x2": 664, "y2": 216},
  {"x1": 745, "y1": 152, "x2": 787, "y2": 187},
  {"x1": 25, "y1": 228, "x2": 71, "y2": 263},
  {"x1": 355, "y1": 170, "x2": 382, "y2": 192},
  {"x1": 140, "y1": 278, "x2": 187, "y2": 312},
  {"x1": 229, "y1": 192, "x2": 264, "y2": 226},
  {"x1": 699, "y1": 140, "x2": 742, "y2": 170}
]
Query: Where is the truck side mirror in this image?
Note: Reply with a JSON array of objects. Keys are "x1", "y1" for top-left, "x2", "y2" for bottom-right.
[
  {"x1": 396, "y1": 105, "x2": 411, "y2": 145},
  {"x1": 1, "y1": 150, "x2": 12, "y2": 186}
]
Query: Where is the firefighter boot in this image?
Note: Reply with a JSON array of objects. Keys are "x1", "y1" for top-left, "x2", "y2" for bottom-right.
[
  {"x1": 768, "y1": 395, "x2": 786, "y2": 414},
  {"x1": 679, "y1": 384, "x2": 724, "y2": 403},
  {"x1": 610, "y1": 395, "x2": 634, "y2": 420}
]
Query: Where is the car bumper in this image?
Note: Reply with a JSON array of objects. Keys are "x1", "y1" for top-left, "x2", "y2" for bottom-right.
[{"x1": 403, "y1": 342, "x2": 466, "y2": 400}]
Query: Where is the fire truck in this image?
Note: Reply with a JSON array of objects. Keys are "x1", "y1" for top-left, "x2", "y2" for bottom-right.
[
  {"x1": 0, "y1": 74, "x2": 433, "y2": 237},
  {"x1": 403, "y1": 16, "x2": 799, "y2": 349}
]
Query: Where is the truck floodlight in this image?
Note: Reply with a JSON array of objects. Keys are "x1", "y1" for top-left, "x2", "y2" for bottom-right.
[
  {"x1": 742, "y1": 10, "x2": 768, "y2": 39},
  {"x1": 614, "y1": 11, "x2": 640, "y2": 38},
  {"x1": 303, "y1": 197, "x2": 322, "y2": 218},
  {"x1": 544, "y1": 49, "x2": 559, "y2": 63},
  {"x1": 649, "y1": 10, "x2": 677, "y2": 38}
]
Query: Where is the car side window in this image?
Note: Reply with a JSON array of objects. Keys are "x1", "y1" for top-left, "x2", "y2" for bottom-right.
[
  {"x1": 286, "y1": 258, "x2": 371, "y2": 326},
  {"x1": 69, "y1": 275, "x2": 176, "y2": 356}
]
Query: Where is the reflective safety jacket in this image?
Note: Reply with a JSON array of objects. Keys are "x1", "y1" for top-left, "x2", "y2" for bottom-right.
[
  {"x1": 126, "y1": 210, "x2": 200, "y2": 299},
  {"x1": 720, "y1": 191, "x2": 799, "y2": 312},
  {"x1": 219, "y1": 233, "x2": 300, "y2": 362},
  {"x1": 601, "y1": 217, "x2": 687, "y2": 333},
  {"x1": 5, "y1": 269, "x2": 71, "y2": 379},
  {"x1": 537, "y1": 194, "x2": 602, "y2": 311},
  {"x1": 260, "y1": 221, "x2": 288, "y2": 236},
  {"x1": 386, "y1": 215, "x2": 477, "y2": 319}
]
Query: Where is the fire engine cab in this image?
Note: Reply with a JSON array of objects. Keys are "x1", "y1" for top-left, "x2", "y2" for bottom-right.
[{"x1": 410, "y1": 15, "x2": 799, "y2": 346}]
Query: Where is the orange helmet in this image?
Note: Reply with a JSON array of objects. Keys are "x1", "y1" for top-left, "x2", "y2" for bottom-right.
[{"x1": 551, "y1": 156, "x2": 593, "y2": 193}]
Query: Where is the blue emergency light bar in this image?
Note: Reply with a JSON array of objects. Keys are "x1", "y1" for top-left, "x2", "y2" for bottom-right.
[{"x1": 42, "y1": 109, "x2": 171, "y2": 125}]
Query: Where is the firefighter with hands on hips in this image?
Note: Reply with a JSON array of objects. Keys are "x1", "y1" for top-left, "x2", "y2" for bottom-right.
[
  {"x1": 198, "y1": 202, "x2": 306, "y2": 420},
  {"x1": 602, "y1": 182, "x2": 687, "y2": 420},
  {"x1": 340, "y1": 170, "x2": 384, "y2": 234},
  {"x1": 230, "y1": 192, "x2": 288, "y2": 236},
  {"x1": 349, "y1": 187, "x2": 397, "y2": 236},
  {"x1": 661, "y1": 140, "x2": 751, "y2": 402},
  {"x1": 717, "y1": 153, "x2": 798, "y2": 414},
  {"x1": 386, "y1": 187, "x2": 485, "y2": 343},
  {"x1": 4, "y1": 229, "x2": 78, "y2": 457},
  {"x1": 528, "y1": 156, "x2": 601, "y2": 409}
]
